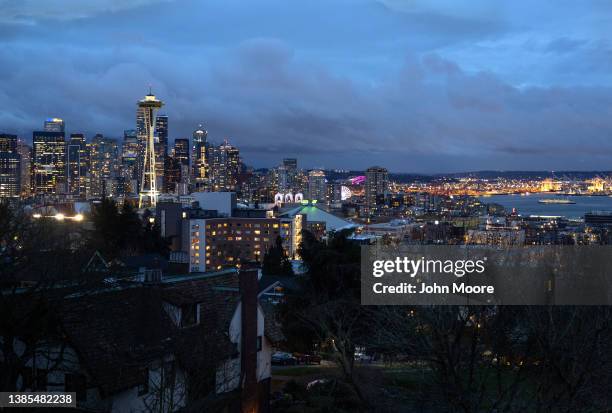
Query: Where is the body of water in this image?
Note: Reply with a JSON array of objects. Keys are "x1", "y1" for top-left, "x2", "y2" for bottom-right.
[{"x1": 479, "y1": 193, "x2": 612, "y2": 219}]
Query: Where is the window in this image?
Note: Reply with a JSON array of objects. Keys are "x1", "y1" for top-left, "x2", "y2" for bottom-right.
[
  {"x1": 137, "y1": 368, "x2": 149, "y2": 396},
  {"x1": 65, "y1": 373, "x2": 87, "y2": 401},
  {"x1": 256, "y1": 336, "x2": 263, "y2": 351}
]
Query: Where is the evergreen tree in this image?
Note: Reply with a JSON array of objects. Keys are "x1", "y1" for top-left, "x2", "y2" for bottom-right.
[{"x1": 262, "y1": 236, "x2": 294, "y2": 276}]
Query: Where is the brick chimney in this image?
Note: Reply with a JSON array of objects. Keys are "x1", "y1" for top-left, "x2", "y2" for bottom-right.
[{"x1": 239, "y1": 267, "x2": 259, "y2": 413}]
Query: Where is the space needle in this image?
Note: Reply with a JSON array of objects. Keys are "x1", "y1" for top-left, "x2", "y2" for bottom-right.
[{"x1": 138, "y1": 89, "x2": 164, "y2": 208}]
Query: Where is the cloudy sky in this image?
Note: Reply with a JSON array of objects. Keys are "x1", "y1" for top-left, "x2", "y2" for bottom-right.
[{"x1": 1, "y1": 0, "x2": 612, "y2": 173}]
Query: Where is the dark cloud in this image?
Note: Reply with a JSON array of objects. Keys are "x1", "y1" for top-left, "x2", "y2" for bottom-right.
[{"x1": 1, "y1": 0, "x2": 612, "y2": 173}]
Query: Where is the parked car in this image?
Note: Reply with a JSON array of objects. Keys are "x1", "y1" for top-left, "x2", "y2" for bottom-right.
[
  {"x1": 293, "y1": 353, "x2": 322, "y2": 365},
  {"x1": 272, "y1": 351, "x2": 297, "y2": 366}
]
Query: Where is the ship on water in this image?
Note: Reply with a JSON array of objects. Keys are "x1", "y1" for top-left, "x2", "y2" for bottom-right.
[{"x1": 538, "y1": 198, "x2": 576, "y2": 205}]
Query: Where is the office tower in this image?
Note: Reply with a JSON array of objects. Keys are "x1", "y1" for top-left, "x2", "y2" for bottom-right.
[
  {"x1": 89, "y1": 134, "x2": 119, "y2": 197},
  {"x1": 207, "y1": 140, "x2": 240, "y2": 192},
  {"x1": 16, "y1": 140, "x2": 31, "y2": 197},
  {"x1": 32, "y1": 131, "x2": 66, "y2": 194},
  {"x1": 365, "y1": 166, "x2": 388, "y2": 214},
  {"x1": 283, "y1": 158, "x2": 297, "y2": 171},
  {"x1": 137, "y1": 91, "x2": 164, "y2": 207},
  {"x1": 121, "y1": 130, "x2": 139, "y2": 194},
  {"x1": 164, "y1": 156, "x2": 181, "y2": 193},
  {"x1": 0, "y1": 134, "x2": 21, "y2": 198},
  {"x1": 154, "y1": 115, "x2": 168, "y2": 191},
  {"x1": 0, "y1": 134, "x2": 18, "y2": 153},
  {"x1": 192, "y1": 125, "x2": 208, "y2": 189},
  {"x1": 66, "y1": 134, "x2": 88, "y2": 198},
  {"x1": 277, "y1": 165, "x2": 289, "y2": 192},
  {"x1": 307, "y1": 170, "x2": 327, "y2": 202},
  {"x1": 279, "y1": 158, "x2": 298, "y2": 192},
  {"x1": 174, "y1": 138, "x2": 189, "y2": 166},
  {"x1": 173, "y1": 138, "x2": 191, "y2": 192},
  {"x1": 43, "y1": 118, "x2": 65, "y2": 133}
]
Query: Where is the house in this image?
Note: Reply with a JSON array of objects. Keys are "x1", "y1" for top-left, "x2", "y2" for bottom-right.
[{"x1": 7, "y1": 268, "x2": 283, "y2": 412}]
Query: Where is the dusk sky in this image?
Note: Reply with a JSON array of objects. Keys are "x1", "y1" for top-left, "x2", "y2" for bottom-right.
[{"x1": 2, "y1": 0, "x2": 612, "y2": 173}]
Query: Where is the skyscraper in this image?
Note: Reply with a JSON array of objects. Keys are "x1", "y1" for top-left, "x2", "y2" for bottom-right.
[
  {"x1": 0, "y1": 134, "x2": 21, "y2": 198},
  {"x1": 43, "y1": 118, "x2": 65, "y2": 133},
  {"x1": 121, "y1": 130, "x2": 139, "y2": 194},
  {"x1": 173, "y1": 138, "x2": 190, "y2": 166},
  {"x1": 66, "y1": 133, "x2": 88, "y2": 198},
  {"x1": 279, "y1": 158, "x2": 298, "y2": 192},
  {"x1": 89, "y1": 134, "x2": 119, "y2": 197},
  {"x1": 307, "y1": 170, "x2": 327, "y2": 202},
  {"x1": 0, "y1": 134, "x2": 18, "y2": 153},
  {"x1": 174, "y1": 138, "x2": 191, "y2": 192},
  {"x1": 208, "y1": 140, "x2": 240, "y2": 192},
  {"x1": 137, "y1": 91, "x2": 164, "y2": 207},
  {"x1": 16, "y1": 140, "x2": 31, "y2": 197},
  {"x1": 163, "y1": 156, "x2": 181, "y2": 194},
  {"x1": 154, "y1": 115, "x2": 168, "y2": 191},
  {"x1": 365, "y1": 166, "x2": 388, "y2": 214},
  {"x1": 192, "y1": 125, "x2": 208, "y2": 190},
  {"x1": 283, "y1": 158, "x2": 297, "y2": 171},
  {"x1": 32, "y1": 131, "x2": 66, "y2": 194}
]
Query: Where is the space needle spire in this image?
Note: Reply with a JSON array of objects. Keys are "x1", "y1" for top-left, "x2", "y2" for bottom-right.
[{"x1": 137, "y1": 89, "x2": 164, "y2": 208}]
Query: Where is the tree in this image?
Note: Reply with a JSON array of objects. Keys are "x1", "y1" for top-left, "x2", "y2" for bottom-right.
[
  {"x1": 0, "y1": 203, "x2": 93, "y2": 392},
  {"x1": 281, "y1": 229, "x2": 370, "y2": 407},
  {"x1": 89, "y1": 199, "x2": 169, "y2": 259},
  {"x1": 262, "y1": 236, "x2": 293, "y2": 276}
]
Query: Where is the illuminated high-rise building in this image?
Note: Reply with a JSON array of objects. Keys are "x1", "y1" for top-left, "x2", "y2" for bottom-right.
[
  {"x1": 32, "y1": 131, "x2": 66, "y2": 194},
  {"x1": 66, "y1": 133, "x2": 88, "y2": 198},
  {"x1": 365, "y1": 166, "x2": 388, "y2": 214},
  {"x1": 16, "y1": 140, "x2": 31, "y2": 197},
  {"x1": 0, "y1": 134, "x2": 21, "y2": 198},
  {"x1": 307, "y1": 170, "x2": 327, "y2": 202},
  {"x1": 174, "y1": 138, "x2": 189, "y2": 166},
  {"x1": 163, "y1": 156, "x2": 181, "y2": 193},
  {"x1": 137, "y1": 91, "x2": 164, "y2": 207},
  {"x1": 283, "y1": 158, "x2": 297, "y2": 171},
  {"x1": 173, "y1": 138, "x2": 190, "y2": 191},
  {"x1": 88, "y1": 134, "x2": 119, "y2": 197},
  {"x1": 121, "y1": 129, "x2": 139, "y2": 194},
  {"x1": 154, "y1": 115, "x2": 168, "y2": 191},
  {"x1": 208, "y1": 140, "x2": 240, "y2": 192},
  {"x1": 192, "y1": 125, "x2": 208, "y2": 190},
  {"x1": 278, "y1": 158, "x2": 298, "y2": 192},
  {"x1": 44, "y1": 118, "x2": 65, "y2": 133},
  {"x1": 0, "y1": 134, "x2": 18, "y2": 153}
]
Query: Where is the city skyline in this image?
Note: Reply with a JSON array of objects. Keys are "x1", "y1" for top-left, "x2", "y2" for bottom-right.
[{"x1": 2, "y1": 1, "x2": 612, "y2": 172}]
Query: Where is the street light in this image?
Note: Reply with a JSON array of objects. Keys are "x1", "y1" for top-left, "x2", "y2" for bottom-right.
[{"x1": 55, "y1": 213, "x2": 65, "y2": 221}]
